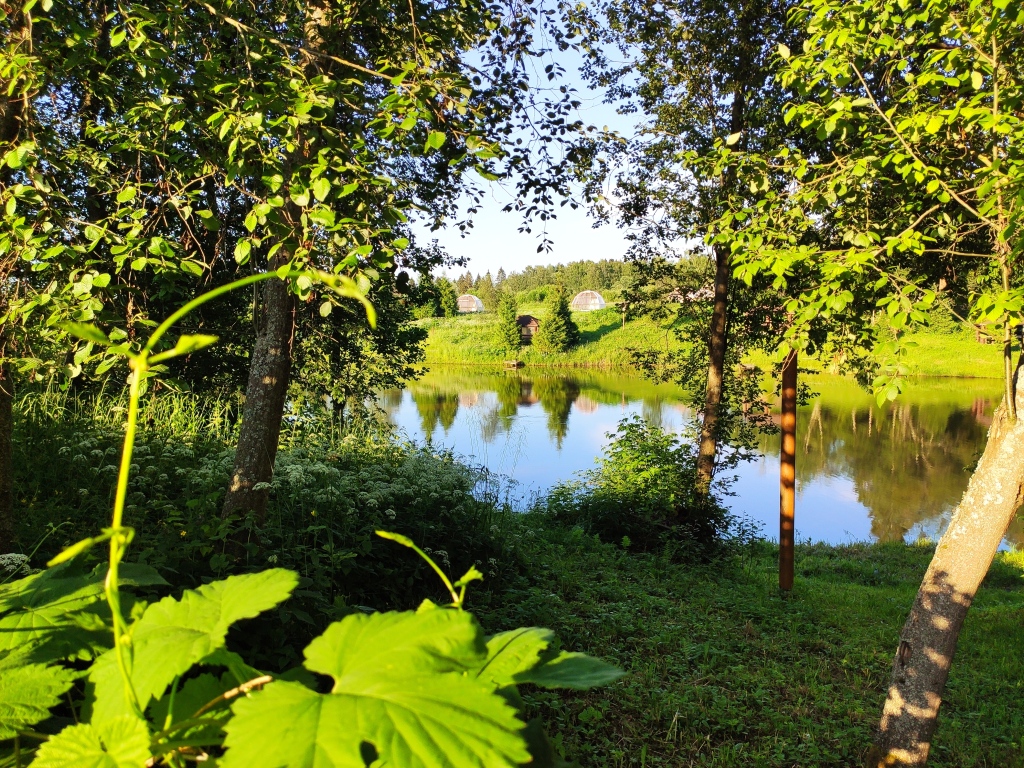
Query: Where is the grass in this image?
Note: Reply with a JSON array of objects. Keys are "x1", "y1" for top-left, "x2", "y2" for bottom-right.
[
  {"x1": 420, "y1": 305, "x2": 681, "y2": 367},
  {"x1": 482, "y1": 525, "x2": 1024, "y2": 767},
  {"x1": 425, "y1": 308, "x2": 1012, "y2": 379}
]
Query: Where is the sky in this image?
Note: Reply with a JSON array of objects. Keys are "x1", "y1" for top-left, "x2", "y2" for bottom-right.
[{"x1": 410, "y1": 48, "x2": 643, "y2": 279}]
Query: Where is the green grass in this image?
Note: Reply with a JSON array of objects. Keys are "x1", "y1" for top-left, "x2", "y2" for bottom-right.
[
  {"x1": 482, "y1": 526, "x2": 1024, "y2": 767},
  {"x1": 420, "y1": 306, "x2": 681, "y2": 367},
  {"x1": 423, "y1": 308, "x2": 1011, "y2": 379},
  {"x1": 901, "y1": 329, "x2": 1009, "y2": 378}
]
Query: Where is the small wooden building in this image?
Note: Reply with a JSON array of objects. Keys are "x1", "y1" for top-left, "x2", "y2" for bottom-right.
[
  {"x1": 457, "y1": 294, "x2": 485, "y2": 313},
  {"x1": 570, "y1": 290, "x2": 606, "y2": 311},
  {"x1": 516, "y1": 314, "x2": 540, "y2": 343}
]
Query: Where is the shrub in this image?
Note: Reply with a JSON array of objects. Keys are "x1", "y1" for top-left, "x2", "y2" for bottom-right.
[
  {"x1": 542, "y1": 416, "x2": 731, "y2": 552},
  {"x1": 493, "y1": 292, "x2": 521, "y2": 354},
  {"x1": 533, "y1": 286, "x2": 580, "y2": 353}
]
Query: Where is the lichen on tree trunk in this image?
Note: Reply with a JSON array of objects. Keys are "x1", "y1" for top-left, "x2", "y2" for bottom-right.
[
  {"x1": 870, "y1": 361, "x2": 1024, "y2": 767},
  {"x1": 221, "y1": 274, "x2": 296, "y2": 525}
]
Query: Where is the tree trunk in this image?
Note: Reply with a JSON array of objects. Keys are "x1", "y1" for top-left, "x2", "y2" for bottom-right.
[
  {"x1": 221, "y1": 273, "x2": 295, "y2": 523},
  {"x1": 778, "y1": 350, "x2": 797, "y2": 591},
  {"x1": 0, "y1": 9, "x2": 27, "y2": 555},
  {"x1": 869, "y1": 362, "x2": 1024, "y2": 767},
  {"x1": 695, "y1": 53, "x2": 748, "y2": 493},
  {"x1": 695, "y1": 243, "x2": 731, "y2": 491},
  {"x1": 0, "y1": 365, "x2": 13, "y2": 553},
  {"x1": 220, "y1": 0, "x2": 326, "y2": 527}
]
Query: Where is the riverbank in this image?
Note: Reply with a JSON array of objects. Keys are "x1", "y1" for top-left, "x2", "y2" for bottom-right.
[
  {"x1": 481, "y1": 525, "x2": 1024, "y2": 767},
  {"x1": 421, "y1": 310, "x2": 1010, "y2": 378},
  {"x1": 419, "y1": 305, "x2": 682, "y2": 367}
]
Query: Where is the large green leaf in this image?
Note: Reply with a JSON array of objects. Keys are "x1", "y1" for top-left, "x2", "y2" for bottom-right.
[
  {"x1": 515, "y1": 651, "x2": 624, "y2": 690},
  {"x1": 220, "y1": 608, "x2": 530, "y2": 768},
  {"x1": 89, "y1": 569, "x2": 297, "y2": 723},
  {"x1": 474, "y1": 627, "x2": 555, "y2": 689},
  {"x1": 474, "y1": 627, "x2": 624, "y2": 691},
  {"x1": 30, "y1": 717, "x2": 150, "y2": 768},
  {"x1": 0, "y1": 563, "x2": 165, "y2": 661},
  {"x1": 0, "y1": 663, "x2": 77, "y2": 739}
]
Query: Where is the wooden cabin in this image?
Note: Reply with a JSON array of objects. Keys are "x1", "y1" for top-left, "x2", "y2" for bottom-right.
[{"x1": 516, "y1": 314, "x2": 540, "y2": 343}]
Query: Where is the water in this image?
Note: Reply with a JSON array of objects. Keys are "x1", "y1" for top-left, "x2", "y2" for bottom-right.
[{"x1": 380, "y1": 367, "x2": 1021, "y2": 546}]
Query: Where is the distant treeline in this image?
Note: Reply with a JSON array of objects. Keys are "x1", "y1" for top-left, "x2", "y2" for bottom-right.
[{"x1": 461, "y1": 259, "x2": 633, "y2": 308}]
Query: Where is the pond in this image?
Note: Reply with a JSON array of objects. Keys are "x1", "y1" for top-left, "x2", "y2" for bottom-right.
[{"x1": 380, "y1": 367, "x2": 1023, "y2": 547}]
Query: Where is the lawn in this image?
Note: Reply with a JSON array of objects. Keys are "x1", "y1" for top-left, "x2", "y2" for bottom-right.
[
  {"x1": 421, "y1": 309, "x2": 1011, "y2": 381},
  {"x1": 480, "y1": 526, "x2": 1024, "y2": 767}
]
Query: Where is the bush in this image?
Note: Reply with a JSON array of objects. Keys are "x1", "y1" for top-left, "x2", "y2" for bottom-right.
[
  {"x1": 12, "y1": 393, "x2": 520, "y2": 663},
  {"x1": 542, "y1": 416, "x2": 731, "y2": 552},
  {"x1": 533, "y1": 286, "x2": 580, "y2": 353}
]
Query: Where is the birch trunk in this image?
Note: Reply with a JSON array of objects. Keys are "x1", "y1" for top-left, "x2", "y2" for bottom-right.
[{"x1": 870, "y1": 362, "x2": 1024, "y2": 766}]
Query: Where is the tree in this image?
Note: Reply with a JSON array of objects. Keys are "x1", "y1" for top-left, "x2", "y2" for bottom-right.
[
  {"x1": 582, "y1": 0, "x2": 803, "y2": 492},
  {"x1": 437, "y1": 276, "x2": 459, "y2": 318},
  {"x1": 493, "y1": 293, "x2": 521, "y2": 354},
  {"x1": 719, "y1": 0, "x2": 1024, "y2": 762},
  {"x1": 534, "y1": 287, "x2": 580, "y2": 352}
]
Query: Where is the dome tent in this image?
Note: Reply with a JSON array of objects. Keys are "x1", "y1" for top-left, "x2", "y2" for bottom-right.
[
  {"x1": 570, "y1": 290, "x2": 606, "y2": 311},
  {"x1": 457, "y1": 294, "x2": 485, "y2": 313}
]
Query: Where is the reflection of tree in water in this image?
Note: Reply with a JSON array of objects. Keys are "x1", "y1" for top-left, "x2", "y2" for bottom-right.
[
  {"x1": 642, "y1": 398, "x2": 666, "y2": 430},
  {"x1": 411, "y1": 388, "x2": 459, "y2": 442},
  {"x1": 532, "y1": 376, "x2": 581, "y2": 448},
  {"x1": 762, "y1": 397, "x2": 1001, "y2": 543}
]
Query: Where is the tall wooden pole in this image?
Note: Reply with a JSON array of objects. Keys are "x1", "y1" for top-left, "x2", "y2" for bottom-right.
[{"x1": 779, "y1": 350, "x2": 797, "y2": 591}]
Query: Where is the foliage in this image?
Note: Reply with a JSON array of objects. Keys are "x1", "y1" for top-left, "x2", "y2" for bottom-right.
[
  {"x1": 0, "y1": 282, "x2": 621, "y2": 766},
  {"x1": 533, "y1": 288, "x2": 581, "y2": 353},
  {"x1": 12, "y1": 390, "x2": 529, "y2": 651},
  {"x1": 542, "y1": 416, "x2": 732, "y2": 551},
  {"x1": 494, "y1": 294, "x2": 522, "y2": 354},
  {"x1": 716, "y1": 0, "x2": 1024, "y2": 405},
  {"x1": 437, "y1": 277, "x2": 459, "y2": 319},
  {"x1": 455, "y1": 260, "x2": 634, "y2": 302}
]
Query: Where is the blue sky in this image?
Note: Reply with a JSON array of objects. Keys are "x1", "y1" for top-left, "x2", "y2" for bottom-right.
[{"x1": 411, "y1": 48, "x2": 642, "y2": 278}]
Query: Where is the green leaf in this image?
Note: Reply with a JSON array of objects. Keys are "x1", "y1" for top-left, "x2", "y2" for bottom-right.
[
  {"x1": 473, "y1": 627, "x2": 554, "y2": 689},
  {"x1": 311, "y1": 177, "x2": 331, "y2": 202},
  {"x1": 0, "y1": 562, "x2": 124, "y2": 659},
  {"x1": 425, "y1": 131, "x2": 447, "y2": 151},
  {"x1": 516, "y1": 651, "x2": 625, "y2": 690},
  {"x1": 115, "y1": 187, "x2": 137, "y2": 204},
  {"x1": 149, "y1": 334, "x2": 219, "y2": 363},
  {"x1": 62, "y1": 323, "x2": 109, "y2": 346},
  {"x1": 233, "y1": 238, "x2": 252, "y2": 264},
  {"x1": 0, "y1": 663, "x2": 76, "y2": 739},
  {"x1": 109, "y1": 28, "x2": 127, "y2": 48},
  {"x1": 149, "y1": 672, "x2": 235, "y2": 730},
  {"x1": 31, "y1": 717, "x2": 150, "y2": 768},
  {"x1": 221, "y1": 609, "x2": 529, "y2": 768},
  {"x1": 971, "y1": 70, "x2": 983, "y2": 90},
  {"x1": 89, "y1": 570, "x2": 297, "y2": 724},
  {"x1": 726, "y1": 132, "x2": 742, "y2": 146},
  {"x1": 778, "y1": 43, "x2": 790, "y2": 59}
]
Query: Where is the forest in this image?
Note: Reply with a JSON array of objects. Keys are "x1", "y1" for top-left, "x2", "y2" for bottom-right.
[{"x1": 1, "y1": 0, "x2": 1022, "y2": 767}]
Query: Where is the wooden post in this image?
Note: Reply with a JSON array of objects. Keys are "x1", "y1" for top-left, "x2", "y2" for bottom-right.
[{"x1": 779, "y1": 350, "x2": 797, "y2": 591}]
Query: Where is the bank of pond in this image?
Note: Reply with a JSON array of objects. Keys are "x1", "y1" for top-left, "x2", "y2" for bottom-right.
[{"x1": 9, "y1": 388, "x2": 1024, "y2": 766}]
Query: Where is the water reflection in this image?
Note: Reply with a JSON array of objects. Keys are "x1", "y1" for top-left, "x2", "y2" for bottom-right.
[{"x1": 381, "y1": 367, "x2": 1020, "y2": 546}]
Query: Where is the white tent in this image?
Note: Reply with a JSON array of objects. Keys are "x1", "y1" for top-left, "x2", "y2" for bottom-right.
[
  {"x1": 457, "y1": 294, "x2": 485, "y2": 313},
  {"x1": 570, "y1": 290, "x2": 606, "y2": 311}
]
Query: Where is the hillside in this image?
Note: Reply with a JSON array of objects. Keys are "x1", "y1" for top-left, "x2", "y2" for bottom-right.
[{"x1": 421, "y1": 306, "x2": 1010, "y2": 378}]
